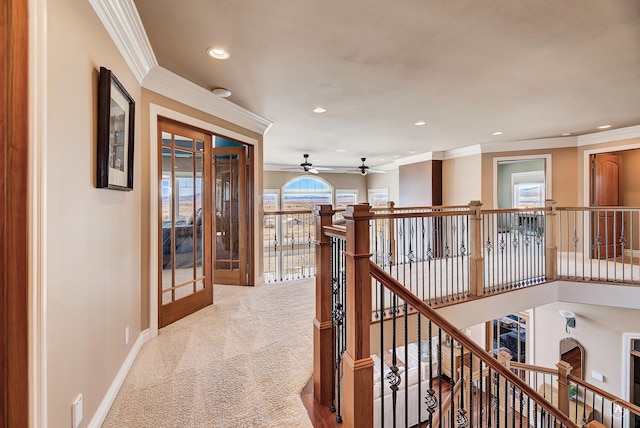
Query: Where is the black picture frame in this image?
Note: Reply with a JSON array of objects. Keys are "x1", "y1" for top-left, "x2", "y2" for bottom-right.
[{"x1": 97, "y1": 66, "x2": 135, "y2": 190}]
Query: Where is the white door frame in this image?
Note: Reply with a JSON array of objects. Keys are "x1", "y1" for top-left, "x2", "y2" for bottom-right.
[{"x1": 492, "y1": 154, "x2": 552, "y2": 209}]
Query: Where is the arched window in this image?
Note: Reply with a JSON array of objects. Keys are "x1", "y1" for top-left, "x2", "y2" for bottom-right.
[{"x1": 281, "y1": 176, "x2": 333, "y2": 210}]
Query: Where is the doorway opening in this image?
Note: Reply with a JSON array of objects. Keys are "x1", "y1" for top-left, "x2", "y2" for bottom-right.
[
  {"x1": 158, "y1": 119, "x2": 254, "y2": 327},
  {"x1": 495, "y1": 157, "x2": 549, "y2": 209}
]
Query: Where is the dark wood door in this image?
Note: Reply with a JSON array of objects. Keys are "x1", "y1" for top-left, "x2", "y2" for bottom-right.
[
  {"x1": 591, "y1": 154, "x2": 622, "y2": 258},
  {"x1": 212, "y1": 146, "x2": 247, "y2": 285},
  {"x1": 1, "y1": 0, "x2": 29, "y2": 425},
  {"x1": 158, "y1": 120, "x2": 213, "y2": 328}
]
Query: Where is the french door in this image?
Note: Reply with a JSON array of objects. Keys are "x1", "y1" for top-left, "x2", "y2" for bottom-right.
[
  {"x1": 212, "y1": 146, "x2": 247, "y2": 285},
  {"x1": 158, "y1": 120, "x2": 254, "y2": 326},
  {"x1": 158, "y1": 120, "x2": 213, "y2": 327}
]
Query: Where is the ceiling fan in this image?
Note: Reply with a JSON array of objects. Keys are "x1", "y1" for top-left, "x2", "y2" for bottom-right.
[
  {"x1": 283, "y1": 154, "x2": 332, "y2": 174},
  {"x1": 352, "y1": 158, "x2": 387, "y2": 176}
]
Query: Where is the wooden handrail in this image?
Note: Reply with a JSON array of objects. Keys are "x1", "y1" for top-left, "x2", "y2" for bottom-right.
[
  {"x1": 369, "y1": 261, "x2": 578, "y2": 427},
  {"x1": 322, "y1": 225, "x2": 346, "y2": 239},
  {"x1": 371, "y1": 209, "x2": 473, "y2": 220},
  {"x1": 371, "y1": 204, "x2": 470, "y2": 212},
  {"x1": 510, "y1": 362, "x2": 559, "y2": 376},
  {"x1": 556, "y1": 206, "x2": 640, "y2": 211},
  {"x1": 569, "y1": 374, "x2": 640, "y2": 416},
  {"x1": 263, "y1": 209, "x2": 314, "y2": 215},
  {"x1": 481, "y1": 207, "x2": 550, "y2": 215}
]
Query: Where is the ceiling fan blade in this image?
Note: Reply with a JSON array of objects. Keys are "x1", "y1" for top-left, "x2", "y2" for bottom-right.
[{"x1": 308, "y1": 167, "x2": 319, "y2": 174}]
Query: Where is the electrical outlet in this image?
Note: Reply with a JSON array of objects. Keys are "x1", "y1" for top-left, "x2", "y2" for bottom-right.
[
  {"x1": 125, "y1": 326, "x2": 129, "y2": 346},
  {"x1": 72, "y1": 393, "x2": 83, "y2": 428}
]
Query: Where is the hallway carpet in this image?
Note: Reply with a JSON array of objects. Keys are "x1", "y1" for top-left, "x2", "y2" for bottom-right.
[{"x1": 103, "y1": 279, "x2": 315, "y2": 428}]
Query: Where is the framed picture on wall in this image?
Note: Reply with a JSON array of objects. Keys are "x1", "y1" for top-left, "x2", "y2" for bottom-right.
[{"x1": 97, "y1": 66, "x2": 135, "y2": 190}]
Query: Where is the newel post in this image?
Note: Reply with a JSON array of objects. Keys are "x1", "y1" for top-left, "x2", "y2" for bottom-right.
[
  {"x1": 314, "y1": 204, "x2": 335, "y2": 404},
  {"x1": 342, "y1": 204, "x2": 374, "y2": 428},
  {"x1": 556, "y1": 360, "x2": 573, "y2": 417},
  {"x1": 469, "y1": 200, "x2": 484, "y2": 297},
  {"x1": 545, "y1": 199, "x2": 558, "y2": 281}
]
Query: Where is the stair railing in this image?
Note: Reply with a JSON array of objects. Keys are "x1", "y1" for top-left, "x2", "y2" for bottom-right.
[
  {"x1": 508, "y1": 359, "x2": 640, "y2": 427},
  {"x1": 315, "y1": 203, "x2": 576, "y2": 427}
]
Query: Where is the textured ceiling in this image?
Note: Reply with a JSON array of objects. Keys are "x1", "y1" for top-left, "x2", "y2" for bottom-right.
[{"x1": 134, "y1": 0, "x2": 640, "y2": 169}]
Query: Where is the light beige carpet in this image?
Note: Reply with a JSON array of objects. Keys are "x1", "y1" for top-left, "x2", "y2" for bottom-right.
[{"x1": 102, "y1": 279, "x2": 315, "y2": 428}]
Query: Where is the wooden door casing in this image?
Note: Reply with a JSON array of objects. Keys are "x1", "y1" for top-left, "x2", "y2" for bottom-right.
[
  {"x1": 591, "y1": 154, "x2": 622, "y2": 259},
  {"x1": 1, "y1": 0, "x2": 30, "y2": 425}
]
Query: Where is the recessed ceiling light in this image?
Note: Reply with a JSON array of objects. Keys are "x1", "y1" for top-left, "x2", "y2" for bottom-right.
[
  {"x1": 313, "y1": 107, "x2": 327, "y2": 113},
  {"x1": 393, "y1": 154, "x2": 400, "y2": 158},
  {"x1": 414, "y1": 121, "x2": 426, "y2": 126},
  {"x1": 492, "y1": 131, "x2": 503, "y2": 136},
  {"x1": 336, "y1": 149, "x2": 347, "y2": 153},
  {"x1": 379, "y1": 158, "x2": 385, "y2": 162},
  {"x1": 207, "y1": 47, "x2": 230, "y2": 60},
  {"x1": 212, "y1": 88, "x2": 231, "y2": 98},
  {"x1": 598, "y1": 125, "x2": 611, "y2": 129},
  {"x1": 408, "y1": 150, "x2": 417, "y2": 154},
  {"x1": 562, "y1": 132, "x2": 572, "y2": 136}
]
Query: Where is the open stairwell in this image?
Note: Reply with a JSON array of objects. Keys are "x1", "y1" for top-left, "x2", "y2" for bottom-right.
[{"x1": 308, "y1": 202, "x2": 640, "y2": 427}]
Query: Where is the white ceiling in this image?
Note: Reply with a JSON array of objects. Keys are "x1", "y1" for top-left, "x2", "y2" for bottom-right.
[{"x1": 134, "y1": 0, "x2": 640, "y2": 170}]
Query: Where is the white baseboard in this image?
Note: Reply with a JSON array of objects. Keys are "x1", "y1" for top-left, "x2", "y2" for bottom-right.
[{"x1": 88, "y1": 329, "x2": 152, "y2": 428}]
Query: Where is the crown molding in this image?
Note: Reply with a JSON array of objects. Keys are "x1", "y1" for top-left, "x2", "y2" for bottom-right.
[
  {"x1": 392, "y1": 151, "x2": 445, "y2": 166},
  {"x1": 89, "y1": 0, "x2": 272, "y2": 135},
  {"x1": 444, "y1": 144, "x2": 482, "y2": 159},
  {"x1": 577, "y1": 125, "x2": 640, "y2": 147},
  {"x1": 143, "y1": 67, "x2": 273, "y2": 135},
  {"x1": 480, "y1": 137, "x2": 577, "y2": 154},
  {"x1": 88, "y1": 0, "x2": 158, "y2": 84}
]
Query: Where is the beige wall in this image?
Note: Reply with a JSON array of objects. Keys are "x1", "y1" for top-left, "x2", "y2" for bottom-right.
[
  {"x1": 398, "y1": 160, "x2": 442, "y2": 206},
  {"x1": 47, "y1": 1, "x2": 142, "y2": 427},
  {"x1": 481, "y1": 148, "x2": 578, "y2": 208},
  {"x1": 534, "y1": 301, "x2": 640, "y2": 396},
  {"x1": 442, "y1": 154, "x2": 482, "y2": 205},
  {"x1": 367, "y1": 168, "x2": 399, "y2": 204}
]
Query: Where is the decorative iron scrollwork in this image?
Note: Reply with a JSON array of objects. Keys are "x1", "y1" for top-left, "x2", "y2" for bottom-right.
[
  {"x1": 332, "y1": 303, "x2": 344, "y2": 326},
  {"x1": 459, "y1": 243, "x2": 466, "y2": 256},
  {"x1": 425, "y1": 389, "x2": 437, "y2": 413},
  {"x1": 485, "y1": 239, "x2": 493, "y2": 253},
  {"x1": 491, "y1": 396, "x2": 499, "y2": 409},
  {"x1": 385, "y1": 365, "x2": 401, "y2": 392},
  {"x1": 456, "y1": 409, "x2": 468, "y2": 427}
]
